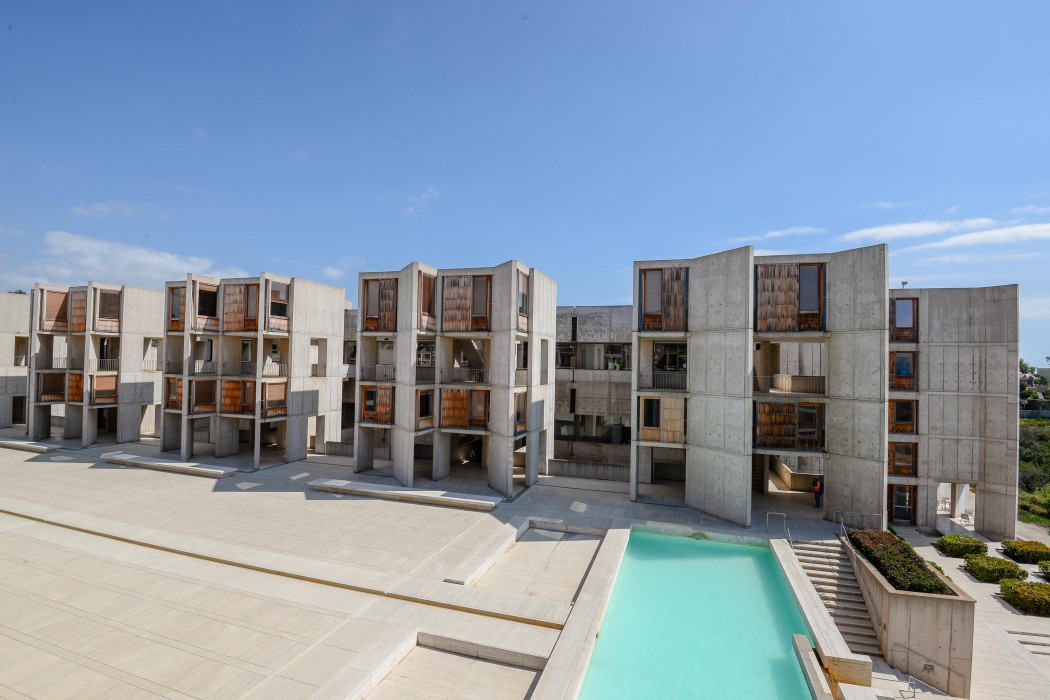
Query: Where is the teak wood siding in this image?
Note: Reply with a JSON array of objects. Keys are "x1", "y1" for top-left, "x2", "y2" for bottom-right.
[
  {"x1": 442, "y1": 276, "x2": 473, "y2": 332},
  {"x1": 222, "y1": 380, "x2": 255, "y2": 413},
  {"x1": 361, "y1": 385, "x2": 393, "y2": 424},
  {"x1": 92, "y1": 375, "x2": 117, "y2": 404},
  {"x1": 96, "y1": 291, "x2": 120, "y2": 332},
  {"x1": 166, "y1": 378, "x2": 183, "y2": 408},
  {"x1": 169, "y1": 288, "x2": 185, "y2": 331},
  {"x1": 43, "y1": 290, "x2": 69, "y2": 331},
  {"x1": 223, "y1": 284, "x2": 254, "y2": 332},
  {"x1": 418, "y1": 272, "x2": 436, "y2": 332},
  {"x1": 755, "y1": 401, "x2": 796, "y2": 448},
  {"x1": 67, "y1": 373, "x2": 83, "y2": 403},
  {"x1": 640, "y1": 268, "x2": 687, "y2": 332},
  {"x1": 440, "y1": 388, "x2": 488, "y2": 429},
  {"x1": 69, "y1": 291, "x2": 87, "y2": 332},
  {"x1": 756, "y1": 264, "x2": 800, "y2": 332},
  {"x1": 638, "y1": 396, "x2": 685, "y2": 443}
]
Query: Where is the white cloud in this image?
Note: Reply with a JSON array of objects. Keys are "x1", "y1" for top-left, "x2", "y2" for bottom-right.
[
  {"x1": 732, "y1": 226, "x2": 825, "y2": 243},
  {"x1": 1022, "y1": 297, "x2": 1050, "y2": 320},
  {"x1": 403, "y1": 185, "x2": 440, "y2": 216},
  {"x1": 0, "y1": 231, "x2": 247, "y2": 291},
  {"x1": 321, "y1": 256, "x2": 366, "y2": 281},
  {"x1": 868, "y1": 201, "x2": 908, "y2": 209},
  {"x1": 942, "y1": 205, "x2": 960, "y2": 214},
  {"x1": 841, "y1": 218, "x2": 995, "y2": 242},
  {"x1": 902, "y1": 222, "x2": 1050, "y2": 251},
  {"x1": 71, "y1": 201, "x2": 138, "y2": 217},
  {"x1": 753, "y1": 248, "x2": 790, "y2": 256},
  {"x1": 918, "y1": 251, "x2": 1038, "y2": 265},
  {"x1": 1012, "y1": 205, "x2": 1050, "y2": 215}
]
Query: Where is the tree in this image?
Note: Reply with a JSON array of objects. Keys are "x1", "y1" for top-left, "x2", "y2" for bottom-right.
[{"x1": 1022, "y1": 358, "x2": 1038, "y2": 374}]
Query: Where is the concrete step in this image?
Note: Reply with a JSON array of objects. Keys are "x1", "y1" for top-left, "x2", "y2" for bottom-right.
[
  {"x1": 308, "y1": 478, "x2": 503, "y2": 511},
  {"x1": 806, "y1": 572, "x2": 858, "y2": 586},
  {"x1": 847, "y1": 641, "x2": 883, "y2": 657},
  {"x1": 102, "y1": 452, "x2": 238, "y2": 479},
  {"x1": 835, "y1": 618, "x2": 876, "y2": 634},
  {"x1": 829, "y1": 608, "x2": 873, "y2": 623},
  {"x1": 0, "y1": 439, "x2": 58, "y2": 454},
  {"x1": 824, "y1": 600, "x2": 870, "y2": 614},
  {"x1": 793, "y1": 543, "x2": 843, "y2": 553},
  {"x1": 817, "y1": 591, "x2": 866, "y2": 605},
  {"x1": 800, "y1": 560, "x2": 854, "y2": 573}
]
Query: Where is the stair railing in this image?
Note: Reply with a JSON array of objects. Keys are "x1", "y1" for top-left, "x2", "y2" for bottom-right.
[
  {"x1": 836, "y1": 516, "x2": 886, "y2": 642},
  {"x1": 766, "y1": 511, "x2": 792, "y2": 546}
]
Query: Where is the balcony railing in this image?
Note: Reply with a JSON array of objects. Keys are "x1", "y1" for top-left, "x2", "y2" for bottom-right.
[
  {"x1": 261, "y1": 362, "x2": 288, "y2": 378},
  {"x1": 142, "y1": 358, "x2": 160, "y2": 372},
  {"x1": 641, "y1": 371, "x2": 688, "y2": 392},
  {"x1": 192, "y1": 360, "x2": 218, "y2": 375},
  {"x1": 193, "y1": 315, "x2": 219, "y2": 332},
  {"x1": 13, "y1": 355, "x2": 27, "y2": 367},
  {"x1": 515, "y1": 368, "x2": 528, "y2": 386},
  {"x1": 191, "y1": 402, "x2": 217, "y2": 415},
  {"x1": 91, "y1": 392, "x2": 118, "y2": 405},
  {"x1": 40, "y1": 357, "x2": 84, "y2": 371},
  {"x1": 36, "y1": 387, "x2": 66, "y2": 403},
  {"x1": 754, "y1": 375, "x2": 826, "y2": 396},
  {"x1": 224, "y1": 361, "x2": 257, "y2": 376},
  {"x1": 890, "y1": 375, "x2": 916, "y2": 391},
  {"x1": 440, "y1": 412, "x2": 488, "y2": 430},
  {"x1": 416, "y1": 415, "x2": 434, "y2": 430},
  {"x1": 416, "y1": 366, "x2": 435, "y2": 383},
  {"x1": 267, "y1": 316, "x2": 289, "y2": 332},
  {"x1": 264, "y1": 403, "x2": 287, "y2": 418},
  {"x1": 166, "y1": 360, "x2": 184, "y2": 374},
  {"x1": 890, "y1": 327, "x2": 917, "y2": 343},
  {"x1": 445, "y1": 367, "x2": 486, "y2": 384},
  {"x1": 359, "y1": 364, "x2": 395, "y2": 381},
  {"x1": 754, "y1": 432, "x2": 825, "y2": 453},
  {"x1": 223, "y1": 402, "x2": 257, "y2": 415},
  {"x1": 40, "y1": 319, "x2": 68, "y2": 333},
  {"x1": 89, "y1": 358, "x2": 119, "y2": 372}
]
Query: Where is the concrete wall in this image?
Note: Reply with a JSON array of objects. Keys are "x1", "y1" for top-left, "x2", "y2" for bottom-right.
[
  {"x1": 0, "y1": 292, "x2": 30, "y2": 428},
  {"x1": 845, "y1": 537, "x2": 975, "y2": 697},
  {"x1": 893, "y1": 285, "x2": 1020, "y2": 539}
]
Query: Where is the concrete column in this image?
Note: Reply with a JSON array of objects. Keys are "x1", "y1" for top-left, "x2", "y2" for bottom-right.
[
  {"x1": 355, "y1": 427, "x2": 375, "y2": 472},
  {"x1": 950, "y1": 483, "x2": 968, "y2": 518},
  {"x1": 81, "y1": 407, "x2": 97, "y2": 447},
  {"x1": 391, "y1": 426, "x2": 415, "y2": 487},
  {"x1": 161, "y1": 412, "x2": 180, "y2": 452},
  {"x1": 30, "y1": 406, "x2": 50, "y2": 441},
  {"x1": 253, "y1": 422, "x2": 261, "y2": 468},
  {"x1": 64, "y1": 404, "x2": 83, "y2": 440},
  {"x1": 214, "y1": 416, "x2": 239, "y2": 458},
  {"x1": 180, "y1": 416, "x2": 193, "y2": 461},
  {"x1": 638, "y1": 445, "x2": 653, "y2": 484},
  {"x1": 486, "y1": 435, "x2": 513, "y2": 497},
  {"x1": 629, "y1": 443, "x2": 639, "y2": 500},
  {"x1": 432, "y1": 431, "x2": 451, "y2": 481}
]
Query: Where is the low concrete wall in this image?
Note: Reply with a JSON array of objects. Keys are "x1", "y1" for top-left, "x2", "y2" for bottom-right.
[
  {"x1": 546, "y1": 458, "x2": 629, "y2": 481},
  {"x1": 842, "y1": 535, "x2": 975, "y2": 698},
  {"x1": 325, "y1": 440, "x2": 354, "y2": 457},
  {"x1": 773, "y1": 459, "x2": 819, "y2": 491}
]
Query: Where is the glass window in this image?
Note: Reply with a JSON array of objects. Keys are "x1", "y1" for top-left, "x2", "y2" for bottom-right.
[
  {"x1": 556, "y1": 343, "x2": 575, "y2": 368},
  {"x1": 366, "y1": 280, "x2": 379, "y2": 317},
  {"x1": 653, "y1": 343, "x2": 687, "y2": 371},
  {"x1": 895, "y1": 299, "x2": 914, "y2": 328},
  {"x1": 472, "y1": 276, "x2": 488, "y2": 314},
  {"x1": 895, "y1": 353, "x2": 914, "y2": 378},
  {"x1": 364, "y1": 389, "x2": 376, "y2": 411},
  {"x1": 798, "y1": 405, "x2": 818, "y2": 436},
  {"x1": 198, "y1": 289, "x2": 217, "y2": 317},
  {"x1": 270, "y1": 283, "x2": 288, "y2": 317},
  {"x1": 246, "y1": 285, "x2": 258, "y2": 319},
  {"x1": 642, "y1": 398, "x2": 661, "y2": 428},
  {"x1": 894, "y1": 443, "x2": 915, "y2": 467},
  {"x1": 170, "y1": 290, "x2": 181, "y2": 319},
  {"x1": 895, "y1": 401, "x2": 915, "y2": 424},
  {"x1": 418, "y1": 391, "x2": 433, "y2": 418},
  {"x1": 518, "y1": 272, "x2": 529, "y2": 315},
  {"x1": 799, "y1": 265, "x2": 820, "y2": 314},
  {"x1": 642, "y1": 270, "x2": 662, "y2": 314}
]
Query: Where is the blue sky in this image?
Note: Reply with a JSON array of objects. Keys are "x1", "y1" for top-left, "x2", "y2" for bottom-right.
[{"x1": 1, "y1": 2, "x2": 1048, "y2": 360}]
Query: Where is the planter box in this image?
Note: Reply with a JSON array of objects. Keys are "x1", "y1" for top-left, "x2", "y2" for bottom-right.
[{"x1": 842, "y1": 535, "x2": 975, "y2": 698}]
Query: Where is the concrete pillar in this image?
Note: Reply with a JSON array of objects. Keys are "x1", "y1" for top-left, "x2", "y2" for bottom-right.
[
  {"x1": 161, "y1": 412, "x2": 180, "y2": 452},
  {"x1": 638, "y1": 445, "x2": 653, "y2": 484},
  {"x1": 253, "y1": 422, "x2": 261, "y2": 468},
  {"x1": 391, "y1": 426, "x2": 414, "y2": 487},
  {"x1": 486, "y1": 435, "x2": 513, "y2": 497},
  {"x1": 30, "y1": 406, "x2": 50, "y2": 441},
  {"x1": 64, "y1": 404, "x2": 83, "y2": 441},
  {"x1": 214, "y1": 416, "x2": 239, "y2": 458},
  {"x1": 432, "y1": 431, "x2": 451, "y2": 481},
  {"x1": 81, "y1": 407, "x2": 97, "y2": 447},
  {"x1": 629, "y1": 443, "x2": 639, "y2": 500},
  {"x1": 355, "y1": 427, "x2": 375, "y2": 472},
  {"x1": 180, "y1": 416, "x2": 193, "y2": 461},
  {"x1": 950, "y1": 483, "x2": 968, "y2": 518}
]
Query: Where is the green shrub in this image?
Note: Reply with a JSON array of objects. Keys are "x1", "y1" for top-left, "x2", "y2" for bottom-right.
[
  {"x1": 1001, "y1": 580, "x2": 1050, "y2": 616},
  {"x1": 1039, "y1": 561, "x2": 1050, "y2": 579},
  {"x1": 848, "y1": 529, "x2": 954, "y2": 595},
  {"x1": 934, "y1": 534, "x2": 987, "y2": 558},
  {"x1": 963, "y1": 554, "x2": 1028, "y2": 583},
  {"x1": 1003, "y1": 539, "x2": 1050, "y2": 564}
]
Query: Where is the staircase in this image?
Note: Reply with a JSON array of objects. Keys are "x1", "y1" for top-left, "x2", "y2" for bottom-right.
[{"x1": 793, "y1": 540, "x2": 882, "y2": 657}]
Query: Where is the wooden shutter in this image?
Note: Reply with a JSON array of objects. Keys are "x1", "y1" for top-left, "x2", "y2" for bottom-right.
[
  {"x1": 376, "y1": 386, "x2": 393, "y2": 423},
  {"x1": 69, "y1": 291, "x2": 87, "y2": 331},
  {"x1": 442, "y1": 276, "x2": 473, "y2": 331},
  {"x1": 45, "y1": 290, "x2": 68, "y2": 323},
  {"x1": 661, "y1": 397, "x2": 685, "y2": 444},
  {"x1": 377, "y1": 279, "x2": 397, "y2": 332},
  {"x1": 441, "y1": 389, "x2": 468, "y2": 427},
  {"x1": 265, "y1": 382, "x2": 286, "y2": 402},
  {"x1": 224, "y1": 284, "x2": 246, "y2": 331},
  {"x1": 94, "y1": 375, "x2": 117, "y2": 392},
  {"x1": 222, "y1": 380, "x2": 241, "y2": 412},
  {"x1": 67, "y1": 373, "x2": 83, "y2": 402},
  {"x1": 98, "y1": 291, "x2": 120, "y2": 319},
  {"x1": 661, "y1": 267, "x2": 687, "y2": 332},
  {"x1": 756, "y1": 264, "x2": 800, "y2": 332}
]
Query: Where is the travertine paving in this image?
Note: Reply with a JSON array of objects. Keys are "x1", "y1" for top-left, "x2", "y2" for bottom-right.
[
  {"x1": 365, "y1": 647, "x2": 540, "y2": 700},
  {"x1": 476, "y1": 529, "x2": 601, "y2": 602}
]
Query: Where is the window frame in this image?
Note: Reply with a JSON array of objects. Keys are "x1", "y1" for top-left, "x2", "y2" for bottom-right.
[{"x1": 642, "y1": 398, "x2": 661, "y2": 429}]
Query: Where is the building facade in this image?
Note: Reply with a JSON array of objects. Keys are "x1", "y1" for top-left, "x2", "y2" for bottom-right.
[
  {"x1": 160, "y1": 273, "x2": 344, "y2": 468},
  {"x1": 0, "y1": 292, "x2": 31, "y2": 428},
  {"x1": 353, "y1": 261, "x2": 556, "y2": 496},
  {"x1": 27, "y1": 282, "x2": 164, "y2": 446}
]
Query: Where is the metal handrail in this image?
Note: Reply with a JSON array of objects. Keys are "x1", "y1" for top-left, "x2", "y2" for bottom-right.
[
  {"x1": 766, "y1": 512, "x2": 792, "y2": 546},
  {"x1": 834, "y1": 510, "x2": 883, "y2": 531}
]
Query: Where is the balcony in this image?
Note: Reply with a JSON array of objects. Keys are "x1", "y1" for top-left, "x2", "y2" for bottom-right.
[
  {"x1": 416, "y1": 366, "x2": 435, "y2": 383},
  {"x1": 224, "y1": 361, "x2": 257, "y2": 376},
  {"x1": 13, "y1": 355, "x2": 27, "y2": 368},
  {"x1": 754, "y1": 402, "x2": 825, "y2": 453},
  {"x1": 142, "y1": 358, "x2": 160, "y2": 372},
  {"x1": 192, "y1": 360, "x2": 218, "y2": 376},
  {"x1": 359, "y1": 364, "x2": 395, "y2": 382},
  {"x1": 440, "y1": 412, "x2": 488, "y2": 430},
  {"x1": 193, "y1": 316, "x2": 219, "y2": 332},
  {"x1": 445, "y1": 367, "x2": 486, "y2": 384},
  {"x1": 89, "y1": 358, "x2": 119, "y2": 372},
  {"x1": 166, "y1": 359, "x2": 184, "y2": 374},
  {"x1": 191, "y1": 400, "x2": 216, "y2": 415},
  {"x1": 91, "y1": 392, "x2": 118, "y2": 405},
  {"x1": 224, "y1": 401, "x2": 257, "y2": 415},
  {"x1": 515, "y1": 369, "x2": 528, "y2": 386},
  {"x1": 36, "y1": 387, "x2": 66, "y2": 403},
  {"x1": 754, "y1": 375, "x2": 826, "y2": 396},
  {"x1": 40, "y1": 319, "x2": 68, "y2": 333},
  {"x1": 261, "y1": 362, "x2": 288, "y2": 378},
  {"x1": 641, "y1": 371, "x2": 687, "y2": 392}
]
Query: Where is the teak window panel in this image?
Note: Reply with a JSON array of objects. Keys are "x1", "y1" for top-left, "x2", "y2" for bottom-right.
[
  {"x1": 361, "y1": 385, "x2": 393, "y2": 424},
  {"x1": 166, "y1": 378, "x2": 183, "y2": 408},
  {"x1": 224, "y1": 284, "x2": 254, "y2": 332},
  {"x1": 43, "y1": 290, "x2": 69, "y2": 331},
  {"x1": 889, "y1": 399, "x2": 917, "y2": 433},
  {"x1": 69, "y1": 291, "x2": 88, "y2": 332},
  {"x1": 417, "y1": 389, "x2": 434, "y2": 430},
  {"x1": 169, "y1": 288, "x2": 185, "y2": 331},
  {"x1": 517, "y1": 271, "x2": 529, "y2": 332},
  {"x1": 756, "y1": 263, "x2": 825, "y2": 332},
  {"x1": 640, "y1": 268, "x2": 687, "y2": 332},
  {"x1": 797, "y1": 264, "x2": 824, "y2": 330},
  {"x1": 418, "y1": 272, "x2": 436, "y2": 331},
  {"x1": 364, "y1": 278, "x2": 397, "y2": 332},
  {"x1": 889, "y1": 351, "x2": 917, "y2": 390},
  {"x1": 441, "y1": 275, "x2": 490, "y2": 332},
  {"x1": 638, "y1": 396, "x2": 684, "y2": 444},
  {"x1": 67, "y1": 373, "x2": 83, "y2": 402},
  {"x1": 440, "y1": 388, "x2": 488, "y2": 429},
  {"x1": 890, "y1": 298, "x2": 918, "y2": 342},
  {"x1": 889, "y1": 442, "x2": 916, "y2": 476}
]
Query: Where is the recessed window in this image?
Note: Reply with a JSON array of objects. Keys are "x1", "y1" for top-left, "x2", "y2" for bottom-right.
[
  {"x1": 895, "y1": 401, "x2": 914, "y2": 425},
  {"x1": 894, "y1": 299, "x2": 914, "y2": 329},
  {"x1": 418, "y1": 391, "x2": 433, "y2": 418},
  {"x1": 895, "y1": 353, "x2": 914, "y2": 378},
  {"x1": 799, "y1": 265, "x2": 821, "y2": 314},
  {"x1": 642, "y1": 398, "x2": 661, "y2": 428},
  {"x1": 270, "y1": 283, "x2": 288, "y2": 318},
  {"x1": 642, "y1": 269, "x2": 662, "y2": 315},
  {"x1": 890, "y1": 442, "x2": 916, "y2": 476},
  {"x1": 364, "y1": 389, "x2": 377, "y2": 412},
  {"x1": 198, "y1": 288, "x2": 218, "y2": 317}
]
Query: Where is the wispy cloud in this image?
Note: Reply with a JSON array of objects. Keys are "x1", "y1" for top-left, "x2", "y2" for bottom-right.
[
  {"x1": 841, "y1": 218, "x2": 995, "y2": 242},
  {"x1": 918, "y1": 251, "x2": 1038, "y2": 265},
  {"x1": 1012, "y1": 205, "x2": 1050, "y2": 215},
  {"x1": 902, "y1": 222, "x2": 1050, "y2": 251},
  {"x1": 732, "y1": 226, "x2": 825, "y2": 243},
  {"x1": 322, "y1": 256, "x2": 367, "y2": 281},
  {"x1": 867, "y1": 201, "x2": 908, "y2": 209},
  {"x1": 754, "y1": 248, "x2": 790, "y2": 256},
  {"x1": 403, "y1": 185, "x2": 440, "y2": 216},
  {"x1": 70, "y1": 201, "x2": 138, "y2": 217},
  {"x1": 941, "y1": 205, "x2": 960, "y2": 214},
  {"x1": 0, "y1": 231, "x2": 247, "y2": 291}
]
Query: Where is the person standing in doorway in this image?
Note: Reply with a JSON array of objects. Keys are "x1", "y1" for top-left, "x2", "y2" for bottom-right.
[{"x1": 813, "y1": 478, "x2": 824, "y2": 509}]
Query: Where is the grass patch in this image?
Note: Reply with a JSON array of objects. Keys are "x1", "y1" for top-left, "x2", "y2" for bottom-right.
[{"x1": 849, "y1": 529, "x2": 954, "y2": 595}]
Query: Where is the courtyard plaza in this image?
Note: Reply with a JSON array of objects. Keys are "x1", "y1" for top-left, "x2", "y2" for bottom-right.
[{"x1": 0, "y1": 433, "x2": 1047, "y2": 699}]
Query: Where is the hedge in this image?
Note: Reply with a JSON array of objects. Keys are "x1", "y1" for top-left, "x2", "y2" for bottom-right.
[
  {"x1": 1001, "y1": 580, "x2": 1050, "y2": 616},
  {"x1": 1040, "y1": 561, "x2": 1050, "y2": 579},
  {"x1": 1002, "y1": 539, "x2": 1050, "y2": 565},
  {"x1": 934, "y1": 534, "x2": 987, "y2": 558},
  {"x1": 848, "y1": 529, "x2": 954, "y2": 595},
  {"x1": 963, "y1": 554, "x2": 1028, "y2": 583}
]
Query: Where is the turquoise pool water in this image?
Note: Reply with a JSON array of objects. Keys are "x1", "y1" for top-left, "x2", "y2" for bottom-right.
[{"x1": 580, "y1": 532, "x2": 813, "y2": 699}]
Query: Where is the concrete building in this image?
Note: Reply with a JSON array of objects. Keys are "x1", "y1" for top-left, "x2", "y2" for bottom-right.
[
  {"x1": 160, "y1": 273, "x2": 344, "y2": 468},
  {"x1": 552, "y1": 305, "x2": 632, "y2": 480},
  {"x1": 0, "y1": 292, "x2": 31, "y2": 428},
  {"x1": 888, "y1": 285, "x2": 1020, "y2": 539},
  {"x1": 630, "y1": 246, "x2": 890, "y2": 529},
  {"x1": 353, "y1": 261, "x2": 556, "y2": 496},
  {"x1": 27, "y1": 282, "x2": 164, "y2": 446}
]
